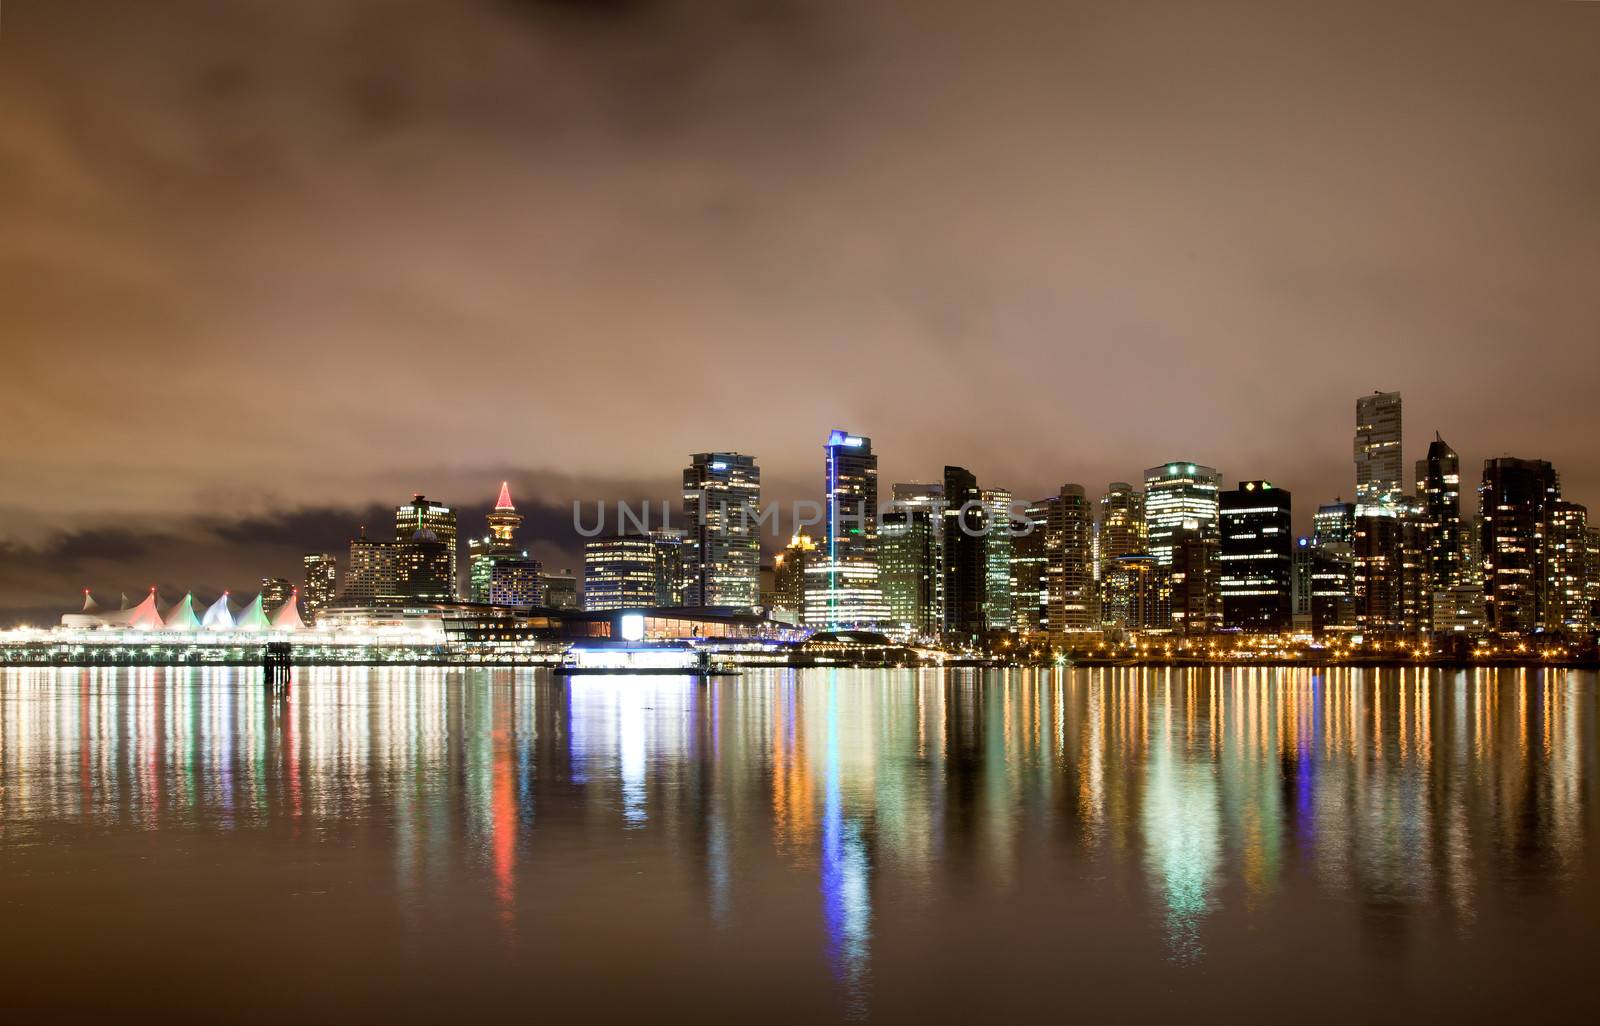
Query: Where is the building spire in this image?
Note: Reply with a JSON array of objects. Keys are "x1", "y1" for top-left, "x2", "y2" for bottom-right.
[{"x1": 495, "y1": 481, "x2": 514, "y2": 510}]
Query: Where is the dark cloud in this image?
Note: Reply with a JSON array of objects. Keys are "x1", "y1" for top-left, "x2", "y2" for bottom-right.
[{"x1": 2, "y1": 0, "x2": 1598, "y2": 620}]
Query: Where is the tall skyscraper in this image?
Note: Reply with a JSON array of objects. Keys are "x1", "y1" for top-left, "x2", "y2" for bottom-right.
[
  {"x1": 260, "y1": 577, "x2": 292, "y2": 615},
  {"x1": 1143, "y1": 463, "x2": 1221, "y2": 566},
  {"x1": 1219, "y1": 480, "x2": 1292, "y2": 632},
  {"x1": 1415, "y1": 434, "x2": 1463, "y2": 605},
  {"x1": 942, "y1": 466, "x2": 986, "y2": 642},
  {"x1": 773, "y1": 532, "x2": 818, "y2": 622},
  {"x1": 1313, "y1": 501, "x2": 1356, "y2": 546},
  {"x1": 1353, "y1": 513, "x2": 1403, "y2": 633},
  {"x1": 893, "y1": 482, "x2": 946, "y2": 625},
  {"x1": 808, "y1": 431, "x2": 884, "y2": 628},
  {"x1": 981, "y1": 488, "x2": 1013, "y2": 631},
  {"x1": 649, "y1": 527, "x2": 688, "y2": 607},
  {"x1": 395, "y1": 494, "x2": 458, "y2": 598},
  {"x1": 1101, "y1": 553, "x2": 1161, "y2": 632},
  {"x1": 302, "y1": 553, "x2": 337, "y2": 623},
  {"x1": 1011, "y1": 500, "x2": 1049, "y2": 635},
  {"x1": 879, "y1": 508, "x2": 940, "y2": 638},
  {"x1": 1547, "y1": 501, "x2": 1590, "y2": 633},
  {"x1": 1354, "y1": 390, "x2": 1404, "y2": 515},
  {"x1": 1044, "y1": 485, "x2": 1094, "y2": 634},
  {"x1": 468, "y1": 482, "x2": 542, "y2": 607},
  {"x1": 1097, "y1": 482, "x2": 1146, "y2": 577},
  {"x1": 341, "y1": 527, "x2": 399, "y2": 606},
  {"x1": 683, "y1": 452, "x2": 761, "y2": 609},
  {"x1": 1168, "y1": 522, "x2": 1220, "y2": 635},
  {"x1": 1480, "y1": 457, "x2": 1559, "y2": 635},
  {"x1": 584, "y1": 536, "x2": 660, "y2": 611}
]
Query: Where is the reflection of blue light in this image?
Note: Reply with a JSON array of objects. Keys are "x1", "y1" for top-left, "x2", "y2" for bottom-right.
[{"x1": 820, "y1": 677, "x2": 870, "y2": 1014}]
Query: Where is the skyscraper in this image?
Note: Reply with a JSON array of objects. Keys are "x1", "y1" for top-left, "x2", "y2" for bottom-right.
[
  {"x1": 1313, "y1": 501, "x2": 1356, "y2": 546},
  {"x1": 649, "y1": 527, "x2": 688, "y2": 607},
  {"x1": 879, "y1": 508, "x2": 940, "y2": 638},
  {"x1": 942, "y1": 466, "x2": 986, "y2": 643},
  {"x1": 682, "y1": 452, "x2": 761, "y2": 609},
  {"x1": 1547, "y1": 500, "x2": 1589, "y2": 633},
  {"x1": 1354, "y1": 390, "x2": 1403, "y2": 515},
  {"x1": 584, "y1": 535, "x2": 660, "y2": 611},
  {"x1": 260, "y1": 577, "x2": 292, "y2": 615},
  {"x1": 808, "y1": 431, "x2": 885, "y2": 628},
  {"x1": 1168, "y1": 522, "x2": 1220, "y2": 635},
  {"x1": 1480, "y1": 457, "x2": 1559, "y2": 635},
  {"x1": 1143, "y1": 463, "x2": 1221, "y2": 566},
  {"x1": 1097, "y1": 482, "x2": 1146, "y2": 577},
  {"x1": 341, "y1": 527, "x2": 400, "y2": 606},
  {"x1": 773, "y1": 532, "x2": 818, "y2": 623},
  {"x1": 1219, "y1": 480, "x2": 1292, "y2": 632},
  {"x1": 1044, "y1": 485, "x2": 1095, "y2": 634},
  {"x1": 302, "y1": 553, "x2": 337, "y2": 623},
  {"x1": 981, "y1": 488, "x2": 1013, "y2": 631},
  {"x1": 395, "y1": 494, "x2": 459, "y2": 598},
  {"x1": 1415, "y1": 434, "x2": 1463, "y2": 606},
  {"x1": 468, "y1": 482, "x2": 542, "y2": 607},
  {"x1": 1010, "y1": 500, "x2": 1049, "y2": 635}
]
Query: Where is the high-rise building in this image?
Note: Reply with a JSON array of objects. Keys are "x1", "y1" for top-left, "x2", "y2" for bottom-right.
[
  {"x1": 543, "y1": 569, "x2": 579, "y2": 610},
  {"x1": 879, "y1": 508, "x2": 940, "y2": 638},
  {"x1": 1309, "y1": 542, "x2": 1355, "y2": 634},
  {"x1": 1101, "y1": 553, "x2": 1161, "y2": 632},
  {"x1": 1168, "y1": 523, "x2": 1219, "y2": 635},
  {"x1": 1547, "y1": 501, "x2": 1590, "y2": 633},
  {"x1": 981, "y1": 488, "x2": 1013, "y2": 631},
  {"x1": 260, "y1": 577, "x2": 292, "y2": 615},
  {"x1": 893, "y1": 482, "x2": 945, "y2": 625},
  {"x1": 302, "y1": 553, "x2": 337, "y2": 623},
  {"x1": 1097, "y1": 482, "x2": 1146, "y2": 579},
  {"x1": 395, "y1": 494, "x2": 458, "y2": 598},
  {"x1": 683, "y1": 453, "x2": 761, "y2": 609},
  {"x1": 1219, "y1": 480, "x2": 1292, "y2": 632},
  {"x1": 942, "y1": 466, "x2": 986, "y2": 643},
  {"x1": 584, "y1": 536, "x2": 660, "y2": 611},
  {"x1": 649, "y1": 528, "x2": 688, "y2": 607},
  {"x1": 1354, "y1": 390, "x2": 1403, "y2": 515},
  {"x1": 1415, "y1": 434, "x2": 1463, "y2": 611},
  {"x1": 1045, "y1": 485, "x2": 1095, "y2": 634},
  {"x1": 1433, "y1": 585, "x2": 1487, "y2": 636},
  {"x1": 808, "y1": 431, "x2": 884, "y2": 628},
  {"x1": 1291, "y1": 537, "x2": 1315, "y2": 628},
  {"x1": 1587, "y1": 527, "x2": 1600, "y2": 628},
  {"x1": 341, "y1": 527, "x2": 400, "y2": 606},
  {"x1": 772, "y1": 532, "x2": 818, "y2": 623},
  {"x1": 391, "y1": 529, "x2": 453, "y2": 604},
  {"x1": 1144, "y1": 463, "x2": 1221, "y2": 566},
  {"x1": 1353, "y1": 513, "x2": 1403, "y2": 633},
  {"x1": 1313, "y1": 501, "x2": 1356, "y2": 547},
  {"x1": 1011, "y1": 500, "x2": 1049, "y2": 635},
  {"x1": 1480, "y1": 457, "x2": 1559, "y2": 636},
  {"x1": 468, "y1": 483, "x2": 542, "y2": 607}
]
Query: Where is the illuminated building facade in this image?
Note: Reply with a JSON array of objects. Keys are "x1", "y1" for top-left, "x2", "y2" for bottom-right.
[
  {"x1": 808, "y1": 431, "x2": 885, "y2": 628},
  {"x1": 1143, "y1": 462, "x2": 1220, "y2": 566},
  {"x1": 1480, "y1": 457, "x2": 1559, "y2": 635},
  {"x1": 260, "y1": 577, "x2": 292, "y2": 615},
  {"x1": 1314, "y1": 501, "x2": 1356, "y2": 546},
  {"x1": 1219, "y1": 480, "x2": 1292, "y2": 632},
  {"x1": 772, "y1": 532, "x2": 817, "y2": 622},
  {"x1": 1010, "y1": 499, "x2": 1049, "y2": 634},
  {"x1": 1353, "y1": 513, "x2": 1402, "y2": 633},
  {"x1": 469, "y1": 483, "x2": 543, "y2": 607},
  {"x1": 1354, "y1": 390, "x2": 1404, "y2": 515},
  {"x1": 1167, "y1": 522, "x2": 1219, "y2": 635},
  {"x1": 683, "y1": 452, "x2": 761, "y2": 609},
  {"x1": 302, "y1": 553, "x2": 337, "y2": 623},
  {"x1": 584, "y1": 535, "x2": 660, "y2": 611},
  {"x1": 649, "y1": 528, "x2": 688, "y2": 607},
  {"x1": 1415, "y1": 434, "x2": 1463, "y2": 601},
  {"x1": 942, "y1": 466, "x2": 985, "y2": 643},
  {"x1": 879, "y1": 508, "x2": 940, "y2": 638},
  {"x1": 1044, "y1": 484, "x2": 1094, "y2": 634},
  {"x1": 391, "y1": 529, "x2": 453, "y2": 604},
  {"x1": 1097, "y1": 482, "x2": 1146, "y2": 578},
  {"x1": 1432, "y1": 584, "x2": 1487, "y2": 636},
  {"x1": 1547, "y1": 501, "x2": 1590, "y2": 632},
  {"x1": 395, "y1": 494, "x2": 458, "y2": 598},
  {"x1": 543, "y1": 569, "x2": 579, "y2": 610},
  {"x1": 1309, "y1": 543, "x2": 1355, "y2": 633},
  {"x1": 1101, "y1": 553, "x2": 1160, "y2": 631},
  {"x1": 341, "y1": 528, "x2": 400, "y2": 606},
  {"x1": 981, "y1": 488, "x2": 1013, "y2": 631}
]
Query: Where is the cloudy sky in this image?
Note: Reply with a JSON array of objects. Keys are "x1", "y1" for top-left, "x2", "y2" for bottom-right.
[{"x1": 1, "y1": 0, "x2": 1597, "y2": 622}]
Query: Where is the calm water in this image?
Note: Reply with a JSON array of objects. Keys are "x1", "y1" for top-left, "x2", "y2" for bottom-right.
[{"x1": 2, "y1": 667, "x2": 1597, "y2": 1023}]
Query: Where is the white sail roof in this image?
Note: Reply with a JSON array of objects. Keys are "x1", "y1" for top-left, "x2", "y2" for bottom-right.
[
  {"x1": 162, "y1": 593, "x2": 201, "y2": 630},
  {"x1": 201, "y1": 593, "x2": 235, "y2": 630},
  {"x1": 125, "y1": 589, "x2": 163, "y2": 630},
  {"x1": 235, "y1": 594, "x2": 271, "y2": 632},
  {"x1": 81, "y1": 590, "x2": 102, "y2": 614},
  {"x1": 269, "y1": 591, "x2": 305, "y2": 631}
]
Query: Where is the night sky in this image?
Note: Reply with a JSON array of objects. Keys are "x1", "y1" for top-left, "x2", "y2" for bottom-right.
[{"x1": 2, "y1": 1, "x2": 1598, "y2": 623}]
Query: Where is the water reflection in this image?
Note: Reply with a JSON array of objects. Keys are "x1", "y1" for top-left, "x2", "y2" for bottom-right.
[{"x1": 1, "y1": 666, "x2": 1596, "y2": 1020}]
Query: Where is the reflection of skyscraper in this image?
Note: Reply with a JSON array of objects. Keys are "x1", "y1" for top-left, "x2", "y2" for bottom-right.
[
  {"x1": 1354, "y1": 390, "x2": 1403, "y2": 515},
  {"x1": 302, "y1": 553, "x2": 337, "y2": 623},
  {"x1": 809, "y1": 431, "x2": 884, "y2": 628},
  {"x1": 1219, "y1": 481, "x2": 1292, "y2": 632},
  {"x1": 683, "y1": 453, "x2": 761, "y2": 609},
  {"x1": 396, "y1": 494, "x2": 459, "y2": 598}
]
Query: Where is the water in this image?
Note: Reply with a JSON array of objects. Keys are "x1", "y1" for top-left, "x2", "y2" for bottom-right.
[{"x1": 2, "y1": 666, "x2": 1597, "y2": 1023}]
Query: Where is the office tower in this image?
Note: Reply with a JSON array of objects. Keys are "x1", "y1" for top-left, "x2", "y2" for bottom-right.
[
  {"x1": 942, "y1": 466, "x2": 986, "y2": 642},
  {"x1": 1415, "y1": 434, "x2": 1463, "y2": 603},
  {"x1": 1010, "y1": 500, "x2": 1049, "y2": 634},
  {"x1": 302, "y1": 553, "x2": 337, "y2": 623},
  {"x1": 1291, "y1": 537, "x2": 1314, "y2": 627},
  {"x1": 1354, "y1": 390, "x2": 1403, "y2": 515},
  {"x1": 260, "y1": 577, "x2": 292, "y2": 615},
  {"x1": 391, "y1": 529, "x2": 453, "y2": 603},
  {"x1": 395, "y1": 494, "x2": 458, "y2": 598},
  {"x1": 893, "y1": 482, "x2": 946, "y2": 625},
  {"x1": 1144, "y1": 462, "x2": 1221, "y2": 566},
  {"x1": 342, "y1": 527, "x2": 400, "y2": 606},
  {"x1": 1396, "y1": 500, "x2": 1430, "y2": 632},
  {"x1": 543, "y1": 569, "x2": 579, "y2": 610},
  {"x1": 1432, "y1": 585, "x2": 1487, "y2": 636},
  {"x1": 880, "y1": 508, "x2": 940, "y2": 638},
  {"x1": 772, "y1": 532, "x2": 817, "y2": 622},
  {"x1": 1313, "y1": 501, "x2": 1356, "y2": 546},
  {"x1": 1547, "y1": 501, "x2": 1590, "y2": 633},
  {"x1": 1480, "y1": 457, "x2": 1559, "y2": 635},
  {"x1": 1219, "y1": 481, "x2": 1292, "y2": 632},
  {"x1": 1045, "y1": 485, "x2": 1095, "y2": 634},
  {"x1": 584, "y1": 536, "x2": 660, "y2": 611},
  {"x1": 1353, "y1": 513, "x2": 1402, "y2": 633},
  {"x1": 1460, "y1": 514, "x2": 1484, "y2": 587},
  {"x1": 683, "y1": 452, "x2": 761, "y2": 608},
  {"x1": 1102, "y1": 553, "x2": 1160, "y2": 632},
  {"x1": 1168, "y1": 522, "x2": 1219, "y2": 635},
  {"x1": 808, "y1": 431, "x2": 885, "y2": 628},
  {"x1": 1587, "y1": 527, "x2": 1600, "y2": 627},
  {"x1": 981, "y1": 488, "x2": 1013, "y2": 630},
  {"x1": 1309, "y1": 543, "x2": 1355, "y2": 634},
  {"x1": 649, "y1": 528, "x2": 688, "y2": 607},
  {"x1": 469, "y1": 482, "x2": 543, "y2": 607},
  {"x1": 1097, "y1": 483, "x2": 1146, "y2": 577}
]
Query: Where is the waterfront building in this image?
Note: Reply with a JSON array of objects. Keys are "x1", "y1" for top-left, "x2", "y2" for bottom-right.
[
  {"x1": 1547, "y1": 501, "x2": 1590, "y2": 633},
  {"x1": 302, "y1": 553, "x2": 337, "y2": 623},
  {"x1": 879, "y1": 508, "x2": 940, "y2": 639},
  {"x1": 682, "y1": 452, "x2": 761, "y2": 609},
  {"x1": 1354, "y1": 390, "x2": 1404, "y2": 515},
  {"x1": 260, "y1": 577, "x2": 292, "y2": 615},
  {"x1": 772, "y1": 532, "x2": 817, "y2": 623},
  {"x1": 807, "y1": 431, "x2": 884, "y2": 628},
  {"x1": 1310, "y1": 543, "x2": 1356, "y2": 634},
  {"x1": 1044, "y1": 485, "x2": 1095, "y2": 634},
  {"x1": 1480, "y1": 457, "x2": 1559, "y2": 635},
  {"x1": 1432, "y1": 584, "x2": 1487, "y2": 636},
  {"x1": 1101, "y1": 553, "x2": 1160, "y2": 632},
  {"x1": 1415, "y1": 434, "x2": 1463, "y2": 600},
  {"x1": 395, "y1": 494, "x2": 458, "y2": 598},
  {"x1": 1353, "y1": 513, "x2": 1403, "y2": 634},
  {"x1": 981, "y1": 488, "x2": 1013, "y2": 631},
  {"x1": 893, "y1": 482, "x2": 946, "y2": 624},
  {"x1": 469, "y1": 483, "x2": 543, "y2": 607},
  {"x1": 584, "y1": 536, "x2": 660, "y2": 611},
  {"x1": 543, "y1": 569, "x2": 579, "y2": 610},
  {"x1": 649, "y1": 528, "x2": 688, "y2": 607},
  {"x1": 1144, "y1": 462, "x2": 1220, "y2": 567},
  {"x1": 341, "y1": 528, "x2": 401, "y2": 606},
  {"x1": 1168, "y1": 522, "x2": 1219, "y2": 635},
  {"x1": 1011, "y1": 500, "x2": 1049, "y2": 635},
  {"x1": 1588, "y1": 527, "x2": 1600, "y2": 627},
  {"x1": 942, "y1": 466, "x2": 986, "y2": 643},
  {"x1": 1219, "y1": 481, "x2": 1292, "y2": 632},
  {"x1": 1097, "y1": 483, "x2": 1146, "y2": 579}
]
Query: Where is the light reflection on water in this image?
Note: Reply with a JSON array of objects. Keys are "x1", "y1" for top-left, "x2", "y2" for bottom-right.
[{"x1": 1, "y1": 666, "x2": 1597, "y2": 1022}]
